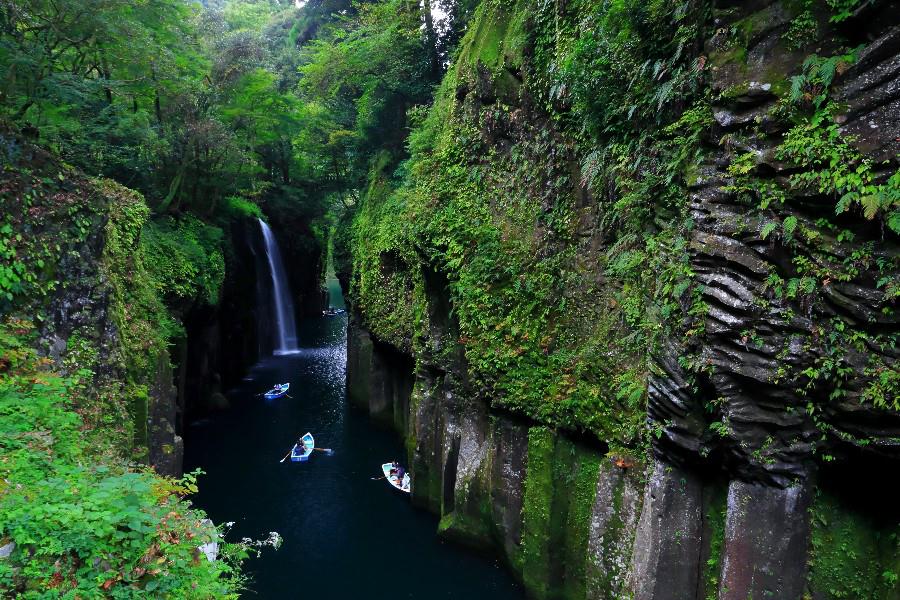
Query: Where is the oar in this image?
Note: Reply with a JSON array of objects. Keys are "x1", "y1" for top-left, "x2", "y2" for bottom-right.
[
  {"x1": 370, "y1": 475, "x2": 385, "y2": 480},
  {"x1": 313, "y1": 447, "x2": 334, "y2": 455},
  {"x1": 279, "y1": 441, "x2": 299, "y2": 463}
]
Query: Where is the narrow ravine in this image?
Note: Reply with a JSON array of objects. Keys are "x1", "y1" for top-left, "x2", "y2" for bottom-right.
[{"x1": 183, "y1": 279, "x2": 523, "y2": 598}]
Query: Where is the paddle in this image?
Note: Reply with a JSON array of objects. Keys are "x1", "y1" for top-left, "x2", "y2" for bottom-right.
[
  {"x1": 279, "y1": 447, "x2": 294, "y2": 463},
  {"x1": 313, "y1": 447, "x2": 334, "y2": 455},
  {"x1": 370, "y1": 475, "x2": 386, "y2": 480}
]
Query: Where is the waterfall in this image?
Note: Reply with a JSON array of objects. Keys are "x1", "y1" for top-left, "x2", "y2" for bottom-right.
[{"x1": 258, "y1": 219, "x2": 299, "y2": 354}]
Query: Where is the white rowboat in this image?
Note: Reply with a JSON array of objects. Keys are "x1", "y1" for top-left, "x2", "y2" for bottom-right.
[
  {"x1": 381, "y1": 462, "x2": 410, "y2": 493},
  {"x1": 291, "y1": 433, "x2": 314, "y2": 462}
]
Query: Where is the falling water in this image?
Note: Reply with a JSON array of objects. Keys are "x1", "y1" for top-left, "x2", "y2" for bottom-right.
[{"x1": 258, "y1": 218, "x2": 299, "y2": 354}]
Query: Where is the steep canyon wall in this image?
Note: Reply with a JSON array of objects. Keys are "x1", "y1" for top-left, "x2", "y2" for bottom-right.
[{"x1": 342, "y1": 0, "x2": 900, "y2": 598}]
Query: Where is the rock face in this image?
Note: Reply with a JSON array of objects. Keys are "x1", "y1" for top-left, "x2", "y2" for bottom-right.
[
  {"x1": 179, "y1": 219, "x2": 264, "y2": 423},
  {"x1": 349, "y1": 315, "x2": 644, "y2": 597},
  {"x1": 343, "y1": 1, "x2": 899, "y2": 598},
  {"x1": 1, "y1": 128, "x2": 182, "y2": 474}
]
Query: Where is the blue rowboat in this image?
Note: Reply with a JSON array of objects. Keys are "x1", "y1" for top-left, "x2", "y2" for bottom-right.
[
  {"x1": 381, "y1": 462, "x2": 411, "y2": 493},
  {"x1": 291, "y1": 433, "x2": 315, "y2": 462},
  {"x1": 264, "y1": 383, "x2": 290, "y2": 399}
]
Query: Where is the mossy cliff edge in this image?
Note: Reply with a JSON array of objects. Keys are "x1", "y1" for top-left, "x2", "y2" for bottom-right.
[
  {"x1": 343, "y1": 0, "x2": 900, "y2": 598},
  {"x1": 0, "y1": 130, "x2": 250, "y2": 595}
]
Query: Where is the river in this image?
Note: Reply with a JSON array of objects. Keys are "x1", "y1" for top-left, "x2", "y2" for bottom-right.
[{"x1": 183, "y1": 281, "x2": 524, "y2": 599}]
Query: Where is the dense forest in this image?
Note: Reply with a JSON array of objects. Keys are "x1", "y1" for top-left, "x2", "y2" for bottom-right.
[
  {"x1": 1, "y1": 0, "x2": 899, "y2": 597},
  {"x1": 0, "y1": 0, "x2": 457, "y2": 594}
]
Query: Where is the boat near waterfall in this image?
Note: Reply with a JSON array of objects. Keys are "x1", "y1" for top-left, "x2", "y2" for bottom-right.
[{"x1": 291, "y1": 433, "x2": 315, "y2": 462}]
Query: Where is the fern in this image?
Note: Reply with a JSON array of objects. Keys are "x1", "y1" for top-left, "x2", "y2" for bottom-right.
[
  {"x1": 860, "y1": 194, "x2": 880, "y2": 220},
  {"x1": 580, "y1": 150, "x2": 604, "y2": 189},
  {"x1": 888, "y1": 210, "x2": 900, "y2": 235},
  {"x1": 789, "y1": 75, "x2": 805, "y2": 104},
  {"x1": 783, "y1": 215, "x2": 798, "y2": 239}
]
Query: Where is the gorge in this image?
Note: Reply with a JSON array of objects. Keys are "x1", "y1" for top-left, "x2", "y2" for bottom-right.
[{"x1": 1, "y1": 0, "x2": 899, "y2": 598}]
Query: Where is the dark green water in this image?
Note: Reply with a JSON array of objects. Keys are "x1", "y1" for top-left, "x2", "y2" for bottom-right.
[{"x1": 183, "y1": 283, "x2": 523, "y2": 599}]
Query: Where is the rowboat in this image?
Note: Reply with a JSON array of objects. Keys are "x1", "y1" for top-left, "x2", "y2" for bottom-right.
[
  {"x1": 264, "y1": 383, "x2": 290, "y2": 399},
  {"x1": 381, "y1": 463, "x2": 411, "y2": 493},
  {"x1": 291, "y1": 433, "x2": 315, "y2": 462},
  {"x1": 322, "y1": 308, "x2": 346, "y2": 317}
]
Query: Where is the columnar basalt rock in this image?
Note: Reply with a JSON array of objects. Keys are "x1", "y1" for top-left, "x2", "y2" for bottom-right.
[
  {"x1": 717, "y1": 480, "x2": 812, "y2": 600},
  {"x1": 585, "y1": 461, "x2": 643, "y2": 599},
  {"x1": 631, "y1": 461, "x2": 705, "y2": 600},
  {"x1": 343, "y1": 1, "x2": 900, "y2": 598}
]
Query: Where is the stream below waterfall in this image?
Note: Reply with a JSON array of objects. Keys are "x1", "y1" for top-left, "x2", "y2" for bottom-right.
[{"x1": 183, "y1": 280, "x2": 523, "y2": 599}]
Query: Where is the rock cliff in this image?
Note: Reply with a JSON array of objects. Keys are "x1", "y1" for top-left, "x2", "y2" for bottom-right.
[
  {"x1": 1, "y1": 127, "x2": 182, "y2": 474},
  {"x1": 342, "y1": 0, "x2": 899, "y2": 598}
]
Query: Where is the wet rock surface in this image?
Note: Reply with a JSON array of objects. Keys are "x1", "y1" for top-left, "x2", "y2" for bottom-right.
[
  {"x1": 631, "y1": 461, "x2": 704, "y2": 600},
  {"x1": 343, "y1": 2, "x2": 899, "y2": 599},
  {"x1": 718, "y1": 480, "x2": 812, "y2": 600}
]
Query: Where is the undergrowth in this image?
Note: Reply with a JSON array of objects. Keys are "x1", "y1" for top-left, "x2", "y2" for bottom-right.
[{"x1": 0, "y1": 320, "x2": 249, "y2": 598}]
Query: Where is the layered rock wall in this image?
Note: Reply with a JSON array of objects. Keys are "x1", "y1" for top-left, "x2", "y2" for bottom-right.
[{"x1": 343, "y1": 0, "x2": 899, "y2": 598}]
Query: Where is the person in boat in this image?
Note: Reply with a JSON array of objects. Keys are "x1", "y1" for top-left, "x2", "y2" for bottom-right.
[
  {"x1": 389, "y1": 460, "x2": 400, "y2": 477},
  {"x1": 396, "y1": 465, "x2": 406, "y2": 481}
]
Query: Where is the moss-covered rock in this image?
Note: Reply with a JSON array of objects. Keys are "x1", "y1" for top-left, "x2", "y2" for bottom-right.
[{"x1": 342, "y1": 0, "x2": 900, "y2": 597}]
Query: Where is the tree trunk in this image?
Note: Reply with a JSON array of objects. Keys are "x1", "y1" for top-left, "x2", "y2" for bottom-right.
[{"x1": 421, "y1": 0, "x2": 441, "y2": 78}]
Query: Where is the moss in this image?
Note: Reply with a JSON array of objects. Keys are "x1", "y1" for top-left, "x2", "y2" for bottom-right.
[
  {"x1": 521, "y1": 426, "x2": 556, "y2": 598},
  {"x1": 99, "y1": 179, "x2": 172, "y2": 457},
  {"x1": 702, "y1": 483, "x2": 728, "y2": 600},
  {"x1": 561, "y1": 444, "x2": 601, "y2": 599},
  {"x1": 583, "y1": 460, "x2": 640, "y2": 598},
  {"x1": 456, "y1": 2, "x2": 511, "y2": 74},
  {"x1": 129, "y1": 384, "x2": 150, "y2": 456},
  {"x1": 710, "y1": 44, "x2": 749, "y2": 70},
  {"x1": 142, "y1": 215, "x2": 225, "y2": 307},
  {"x1": 438, "y1": 440, "x2": 497, "y2": 549},
  {"x1": 520, "y1": 427, "x2": 603, "y2": 600},
  {"x1": 438, "y1": 496, "x2": 494, "y2": 549},
  {"x1": 807, "y1": 490, "x2": 900, "y2": 599},
  {"x1": 408, "y1": 380, "x2": 442, "y2": 512},
  {"x1": 221, "y1": 195, "x2": 264, "y2": 220}
]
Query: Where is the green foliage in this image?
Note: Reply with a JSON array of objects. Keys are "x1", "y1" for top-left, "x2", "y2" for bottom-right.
[
  {"x1": 785, "y1": 8, "x2": 818, "y2": 50},
  {"x1": 298, "y1": 0, "x2": 437, "y2": 184},
  {"x1": 97, "y1": 181, "x2": 174, "y2": 437},
  {"x1": 702, "y1": 484, "x2": 728, "y2": 599},
  {"x1": 519, "y1": 428, "x2": 604, "y2": 600},
  {"x1": 520, "y1": 427, "x2": 555, "y2": 597},
  {"x1": 788, "y1": 51, "x2": 858, "y2": 110},
  {"x1": 0, "y1": 222, "x2": 25, "y2": 304},
  {"x1": 826, "y1": 0, "x2": 867, "y2": 22},
  {"x1": 778, "y1": 115, "x2": 900, "y2": 230},
  {"x1": 222, "y1": 196, "x2": 265, "y2": 220},
  {"x1": 549, "y1": 0, "x2": 707, "y2": 137},
  {"x1": 808, "y1": 489, "x2": 900, "y2": 599},
  {"x1": 0, "y1": 0, "x2": 204, "y2": 185},
  {"x1": 0, "y1": 320, "x2": 247, "y2": 598},
  {"x1": 142, "y1": 216, "x2": 226, "y2": 305},
  {"x1": 344, "y1": 0, "x2": 715, "y2": 447}
]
